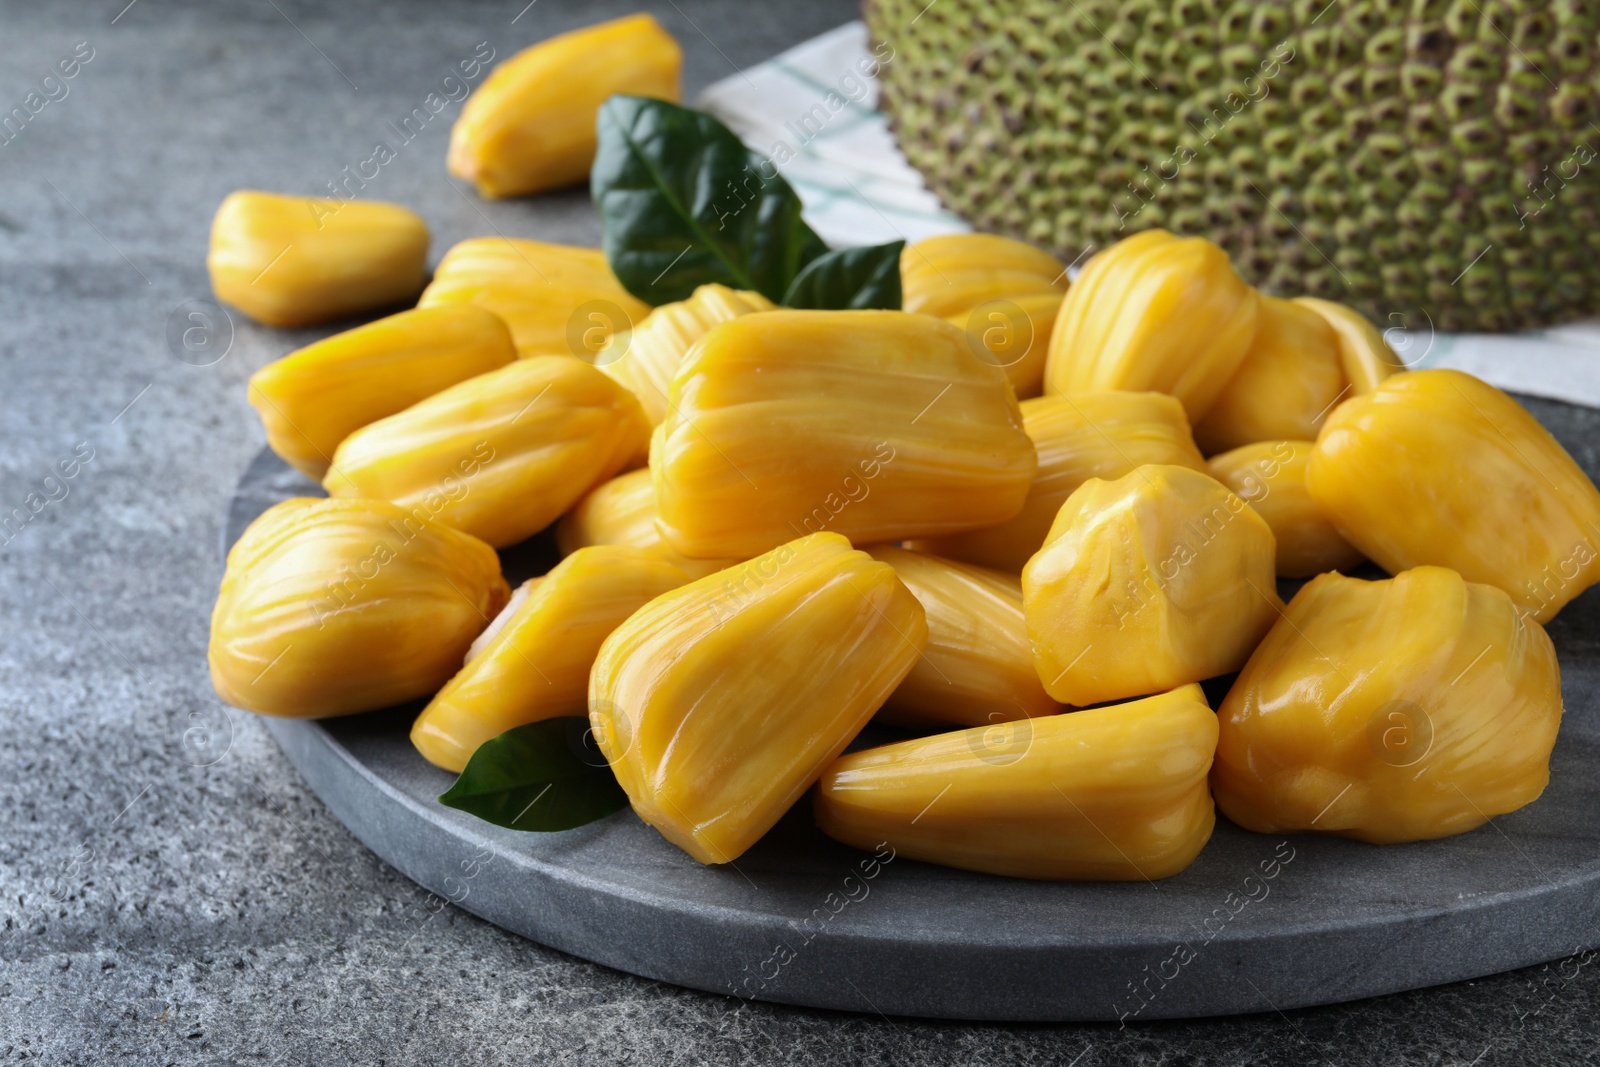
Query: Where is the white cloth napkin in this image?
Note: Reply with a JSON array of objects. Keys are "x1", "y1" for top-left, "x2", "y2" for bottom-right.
[{"x1": 698, "y1": 22, "x2": 1600, "y2": 408}]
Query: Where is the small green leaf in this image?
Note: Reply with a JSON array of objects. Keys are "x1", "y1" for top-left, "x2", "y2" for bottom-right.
[
  {"x1": 592, "y1": 95, "x2": 827, "y2": 305},
  {"x1": 439, "y1": 718, "x2": 628, "y2": 832},
  {"x1": 780, "y1": 241, "x2": 905, "y2": 310}
]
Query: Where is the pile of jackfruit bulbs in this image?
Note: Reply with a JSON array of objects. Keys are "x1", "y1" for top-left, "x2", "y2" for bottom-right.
[{"x1": 207, "y1": 16, "x2": 1600, "y2": 882}]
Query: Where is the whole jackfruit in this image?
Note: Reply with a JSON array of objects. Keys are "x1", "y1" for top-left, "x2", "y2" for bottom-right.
[
  {"x1": 913, "y1": 390, "x2": 1207, "y2": 572},
  {"x1": 900, "y1": 233, "x2": 1069, "y2": 399},
  {"x1": 209, "y1": 497, "x2": 509, "y2": 718},
  {"x1": 1308, "y1": 369, "x2": 1600, "y2": 622},
  {"x1": 1213, "y1": 566, "x2": 1562, "y2": 843},
  {"x1": 590, "y1": 532, "x2": 928, "y2": 864},
  {"x1": 865, "y1": 0, "x2": 1600, "y2": 331}
]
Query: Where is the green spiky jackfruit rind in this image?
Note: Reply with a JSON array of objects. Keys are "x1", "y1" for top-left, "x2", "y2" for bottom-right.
[{"x1": 866, "y1": 0, "x2": 1600, "y2": 330}]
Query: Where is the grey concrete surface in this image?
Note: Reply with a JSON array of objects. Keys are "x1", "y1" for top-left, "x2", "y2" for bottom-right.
[{"x1": 1, "y1": 0, "x2": 1598, "y2": 1063}]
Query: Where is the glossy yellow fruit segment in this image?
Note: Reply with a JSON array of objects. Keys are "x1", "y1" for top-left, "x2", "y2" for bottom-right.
[
  {"x1": 652, "y1": 310, "x2": 1036, "y2": 559},
  {"x1": 555, "y1": 468, "x2": 736, "y2": 579},
  {"x1": 1207, "y1": 440, "x2": 1363, "y2": 579},
  {"x1": 901, "y1": 234, "x2": 1068, "y2": 399},
  {"x1": 1023, "y1": 464, "x2": 1282, "y2": 706},
  {"x1": 1213, "y1": 567, "x2": 1562, "y2": 843},
  {"x1": 590, "y1": 532, "x2": 928, "y2": 864},
  {"x1": 1308, "y1": 369, "x2": 1600, "y2": 623},
  {"x1": 598, "y1": 284, "x2": 774, "y2": 427},
  {"x1": 248, "y1": 305, "x2": 516, "y2": 480},
  {"x1": 324, "y1": 355, "x2": 649, "y2": 548},
  {"x1": 448, "y1": 14, "x2": 682, "y2": 198},
  {"x1": 208, "y1": 190, "x2": 429, "y2": 328},
  {"x1": 1193, "y1": 295, "x2": 1345, "y2": 454},
  {"x1": 1043, "y1": 230, "x2": 1259, "y2": 421},
  {"x1": 866, "y1": 546, "x2": 1061, "y2": 728},
  {"x1": 411, "y1": 546, "x2": 690, "y2": 772},
  {"x1": 418, "y1": 237, "x2": 651, "y2": 359},
  {"x1": 209, "y1": 497, "x2": 509, "y2": 719},
  {"x1": 913, "y1": 391, "x2": 1206, "y2": 571},
  {"x1": 815, "y1": 685, "x2": 1218, "y2": 881},
  {"x1": 1295, "y1": 296, "x2": 1405, "y2": 394}
]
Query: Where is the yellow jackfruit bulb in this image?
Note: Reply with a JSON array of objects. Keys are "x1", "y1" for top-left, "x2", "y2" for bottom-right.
[
  {"x1": 1293, "y1": 296, "x2": 1406, "y2": 395},
  {"x1": 208, "y1": 190, "x2": 429, "y2": 328},
  {"x1": 247, "y1": 306, "x2": 517, "y2": 480},
  {"x1": 1213, "y1": 567, "x2": 1562, "y2": 843},
  {"x1": 590, "y1": 532, "x2": 928, "y2": 864},
  {"x1": 865, "y1": 546, "x2": 1061, "y2": 728},
  {"x1": 1308, "y1": 369, "x2": 1600, "y2": 623},
  {"x1": 448, "y1": 14, "x2": 682, "y2": 198},
  {"x1": 418, "y1": 237, "x2": 651, "y2": 359},
  {"x1": 411, "y1": 545, "x2": 690, "y2": 773},
  {"x1": 815, "y1": 684, "x2": 1218, "y2": 881},
  {"x1": 209, "y1": 497, "x2": 509, "y2": 718},
  {"x1": 1022, "y1": 464, "x2": 1282, "y2": 707},
  {"x1": 900, "y1": 234, "x2": 1069, "y2": 399},
  {"x1": 324, "y1": 355, "x2": 649, "y2": 549},
  {"x1": 652, "y1": 310, "x2": 1037, "y2": 559},
  {"x1": 1192, "y1": 295, "x2": 1346, "y2": 454},
  {"x1": 597, "y1": 284, "x2": 774, "y2": 427},
  {"x1": 1042, "y1": 230, "x2": 1259, "y2": 422},
  {"x1": 1207, "y1": 440, "x2": 1364, "y2": 579},
  {"x1": 913, "y1": 391, "x2": 1207, "y2": 572},
  {"x1": 555, "y1": 468, "x2": 737, "y2": 579}
]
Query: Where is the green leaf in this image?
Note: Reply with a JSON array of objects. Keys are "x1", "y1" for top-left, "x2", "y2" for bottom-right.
[
  {"x1": 439, "y1": 718, "x2": 628, "y2": 832},
  {"x1": 592, "y1": 95, "x2": 827, "y2": 305},
  {"x1": 780, "y1": 241, "x2": 905, "y2": 310}
]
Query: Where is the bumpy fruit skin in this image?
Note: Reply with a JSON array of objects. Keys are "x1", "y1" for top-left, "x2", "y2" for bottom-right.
[
  {"x1": 448, "y1": 14, "x2": 682, "y2": 198},
  {"x1": 1208, "y1": 440, "x2": 1363, "y2": 579},
  {"x1": 410, "y1": 546, "x2": 690, "y2": 773},
  {"x1": 913, "y1": 390, "x2": 1206, "y2": 571},
  {"x1": 1214, "y1": 567, "x2": 1562, "y2": 843},
  {"x1": 866, "y1": 0, "x2": 1600, "y2": 331},
  {"x1": 209, "y1": 497, "x2": 509, "y2": 718},
  {"x1": 866, "y1": 546, "x2": 1061, "y2": 727},
  {"x1": 248, "y1": 306, "x2": 516, "y2": 480},
  {"x1": 208, "y1": 191, "x2": 429, "y2": 328},
  {"x1": 1308, "y1": 369, "x2": 1600, "y2": 623},
  {"x1": 1022, "y1": 464, "x2": 1282, "y2": 706},
  {"x1": 598, "y1": 284, "x2": 774, "y2": 427},
  {"x1": 1197, "y1": 297, "x2": 1403, "y2": 454},
  {"x1": 901, "y1": 234, "x2": 1068, "y2": 399},
  {"x1": 324, "y1": 356, "x2": 649, "y2": 549},
  {"x1": 815, "y1": 684, "x2": 1218, "y2": 881},
  {"x1": 652, "y1": 310, "x2": 1037, "y2": 559},
  {"x1": 418, "y1": 237, "x2": 651, "y2": 359},
  {"x1": 590, "y1": 532, "x2": 928, "y2": 864},
  {"x1": 1043, "y1": 231, "x2": 1258, "y2": 422},
  {"x1": 555, "y1": 468, "x2": 737, "y2": 579}
]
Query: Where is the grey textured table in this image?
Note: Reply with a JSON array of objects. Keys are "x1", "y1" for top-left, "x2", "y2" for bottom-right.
[{"x1": 2, "y1": 1, "x2": 1598, "y2": 1063}]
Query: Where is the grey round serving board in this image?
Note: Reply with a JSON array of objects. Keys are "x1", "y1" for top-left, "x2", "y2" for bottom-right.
[{"x1": 225, "y1": 396, "x2": 1600, "y2": 1023}]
